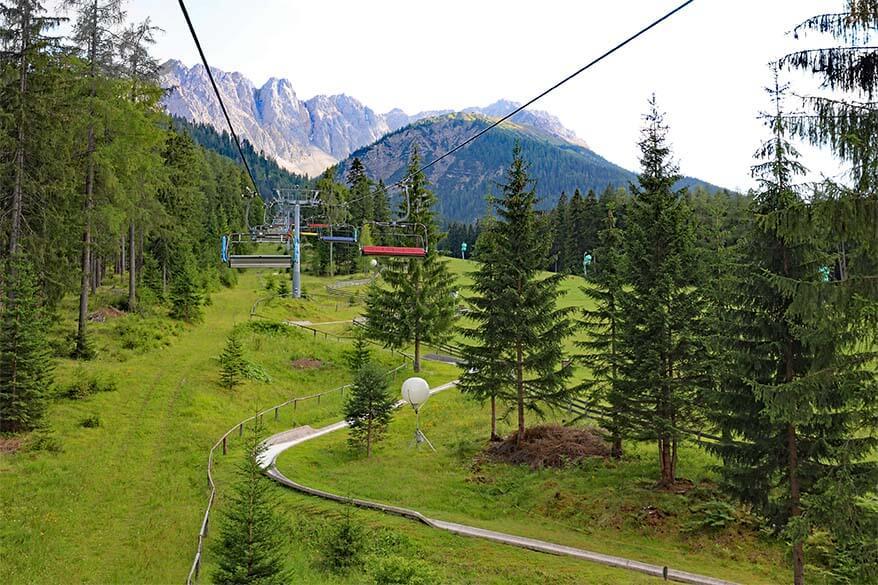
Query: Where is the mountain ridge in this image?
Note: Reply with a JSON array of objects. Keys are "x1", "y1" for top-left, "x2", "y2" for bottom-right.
[
  {"x1": 337, "y1": 112, "x2": 720, "y2": 223},
  {"x1": 159, "y1": 59, "x2": 591, "y2": 176}
]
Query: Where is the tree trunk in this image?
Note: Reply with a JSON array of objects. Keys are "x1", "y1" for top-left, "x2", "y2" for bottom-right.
[
  {"x1": 490, "y1": 394, "x2": 499, "y2": 441},
  {"x1": 516, "y1": 341, "x2": 525, "y2": 446},
  {"x1": 8, "y1": 2, "x2": 29, "y2": 259},
  {"x1": 787, "y1": 424, "x2": 805, "y2": 585},
  {"x1": 128, "y1": 222, "x2": 136, "y2": 310},
  {"x1": 611, "y1": 434, "x2": 623, "y2": 459},
  {"x1": 413, "y1": 329, "x2": 421, "y2": 373},
  {"x1": 76, "y1": 0, "x2": 99, "y2": 356},
  {"x1": 366, "y1": 417, "x2": 372, "y2": 458}
]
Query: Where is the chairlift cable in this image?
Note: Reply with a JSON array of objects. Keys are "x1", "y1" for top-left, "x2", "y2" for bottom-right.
[{"x1": 177, "y1": 0, "x2": 262, "y2": 197}]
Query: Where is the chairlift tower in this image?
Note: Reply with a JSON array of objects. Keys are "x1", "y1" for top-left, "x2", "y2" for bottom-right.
[{"x1": 274, "y1": 189, "x2": 321, "y2": 298}]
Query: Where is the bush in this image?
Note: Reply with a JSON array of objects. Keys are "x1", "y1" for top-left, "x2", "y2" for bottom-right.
[
  {"x1": 61, "y1": 371, "x2": 118, "y2": 400},
  {"x1": 114, "y1": 316, "x2": 180, "y2": 352},
  {"x1": 683, "y1": 499, "x2": 744, "y2": 532},
  {"x1": 368, "y1": 555, "x2": 438, "y2": 585},
  {"x1": 320, "y1": 510, "x2": 365, "y2": 573},
  {"x1": 25, "y1": 427, "x2": 62, "y2": 453},
  {"x1": 247, "y1": 321, "x2": 292, "y2": 336},
  {"x1": 80, "y1": 414, "x2": 101, "y2": 428}
]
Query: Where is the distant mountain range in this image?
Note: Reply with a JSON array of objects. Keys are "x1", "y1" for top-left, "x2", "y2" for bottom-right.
[
  {"x1": 159, "y1": 60, "x2": 591, "y2": 176},
  {"x1": 337, "y1": 113, "x2": 718, "y2": 222},
  {"x1": 161, "y1": 60, "x2": 723, "y2": 222}
]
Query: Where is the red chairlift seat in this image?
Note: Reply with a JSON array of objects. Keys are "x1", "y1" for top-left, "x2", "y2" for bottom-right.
[{"x1": 361, "y1": 245, "x2": 426, "y2": 257}]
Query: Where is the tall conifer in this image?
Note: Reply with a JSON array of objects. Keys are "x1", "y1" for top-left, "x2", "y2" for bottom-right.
[
  {"x1": 459, "y1": 144, "x2": 573, "y2": 445},
  {"x1": 364, "y1": 147, "x2": 455, "y2": 372},
  {"x1": 577, "y1": 204, "x2": 628, "y2": 457},
  {"x1": 211, "y1": 419, "x2": 287, "y2": 585},
  {"x1": 619, "y1": 96, "x2": 704, "y2": 486}
]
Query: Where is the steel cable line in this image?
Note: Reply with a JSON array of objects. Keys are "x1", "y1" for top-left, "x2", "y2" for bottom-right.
[
  {"x1": 340, "y1": 0, "x2": 697, "y2": 209},
  {"x1": 177, "y1": 0, "x2": 262, "y2": 197}
]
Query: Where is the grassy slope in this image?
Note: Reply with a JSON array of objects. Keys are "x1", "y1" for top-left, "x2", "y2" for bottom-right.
[
  {"x1": 0, "y1": 270, "x2": 457, "y2": 584},
  {"x1": 276, "y1": 390, "x2": 786, "y2": 585},
  {"x1": 0, "y1": 259, "x2": 788, "y2": 584}
]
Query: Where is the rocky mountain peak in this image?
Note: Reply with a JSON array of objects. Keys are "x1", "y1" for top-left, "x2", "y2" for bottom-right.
[{"x1": 159, "y1": 60, "x2": 590, "y2": 176}]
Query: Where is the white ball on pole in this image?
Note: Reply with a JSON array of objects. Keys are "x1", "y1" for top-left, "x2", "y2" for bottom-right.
[{"x1": 401, "y1": 377, "x2": 430, "y2": 410}]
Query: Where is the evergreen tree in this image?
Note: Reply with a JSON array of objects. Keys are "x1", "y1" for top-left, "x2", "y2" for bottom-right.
[
  {"x1": 346, "y1": 157, "x2": 373, "y2": 227},
  {"x1": 211, "y1": 419, "x2": 287, "y2": 585},
  {"x1": 459, "y1": 144, "x2": 573, "y2": 445},
  {"x1": 62, "y1": 0, "x2": 125, "y2": 357},
  {"x1": 550, "y1": 192, "x2": 569, "y2": 272},
  {"x1": 343, "y1": 362, "x2": 395, "y2": 457},
  {"x1": 364, "y1": 147, "x2": 456, "y2": 372},
  {"x1": 344, "y1": 329, "x2": 372, "y2": 374},
  {"x1": 0, "y1": 254, "x2": 52, "y2": 433},
  {"x1": 708, "y1": 73, "x2": 878, "y2": 585},
  {"x1": 566, "y1": 188, "x2": 587, "y2": 273},
  {"x1": 0, "y1": 0, "x2": 62, "y2": 258},
  {"x1": 169, "y1": 251, "x2": 203, "y2": 322},
  {"x1": 619, "y1": 96, "x2": 704, "y2": 487},
  {"x1": 219, "y1": 330, "x2": 247, "y2": 390},
  {"x1": 576, "y1": 204, "x2": 628, "y2": 458},
  {"x1": 371, "y1": 179, "x2": 390, "y2": 244}
]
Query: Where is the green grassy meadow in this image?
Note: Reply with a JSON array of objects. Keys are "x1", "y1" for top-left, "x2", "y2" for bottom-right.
[{"x1": 0, "y1": 259, "x2": 789, "y2": 584}]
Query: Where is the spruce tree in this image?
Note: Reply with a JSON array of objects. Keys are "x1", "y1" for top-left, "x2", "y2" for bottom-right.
[
  {"x1": 619, "y1": 96, "x2": 704, "y2": 487},
  {"x1": 219, "y1": 331, "x2": 247, "y2": 390},
  {"x1": 0, "y1": 255, "x2": 52, "y2": 433},
  {"x1": 211, "y1": 419, "x2": 287, "y2": 585},
  {"x1": 550, "y1": 192, "x2": 570, "y2": 272},
  {"x1": 576, "y1": 204, "x2": 628, "y2": 458},
  {"x1": 344, "y1": 329, "x2": 372, "y2": 374},
  {"x1": 343, "y1": 361, "x2": 395, "y2": 457},
  {"x1": 364, "y1": 147, "x2": 456, "y2": 372},
  {"x1": 169, "y1": 251, "x2": 203, "y2": 322},
  {"x1": 459, "y1": 144, "x2": 573, "y2": 445},
  {"x1": 708, "y1": 73, "x2": 878, "y2": 585}
]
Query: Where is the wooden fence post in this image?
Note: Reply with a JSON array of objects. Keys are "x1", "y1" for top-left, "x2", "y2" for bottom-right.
[
  {"x1": 222, "y1": 436, "x2": 227, "y2": 455},
  {"x1": 239, "y1": 423, "x2": 243, "y2": 437},
  {"x1": 318, "y1": 394, "x2": 321, "y2": 405},
  {"x1": 274, "y1": 407, "x2": 279, "y2": 421}
]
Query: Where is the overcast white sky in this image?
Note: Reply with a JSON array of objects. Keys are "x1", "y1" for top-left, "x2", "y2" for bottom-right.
[{"x1": 115, "y1": 0, "x2": 841, "y2": 190}]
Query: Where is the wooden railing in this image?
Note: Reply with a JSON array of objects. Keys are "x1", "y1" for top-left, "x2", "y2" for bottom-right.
[{"x1": 185, "y1": 357, "x2": 409, "y2": 584}]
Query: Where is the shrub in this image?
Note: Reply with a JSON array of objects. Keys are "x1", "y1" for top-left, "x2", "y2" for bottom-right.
[
  {"x1": 368, "y1": 555, "x2": 438, "y2": 585},
  {"x1": 80, "y1": 414, "x2": 101, "y2": 428},
  {"x1": 247, "y1": 321, "x2": 291, "y2": 336},
  {"x1": 61, "y1": 371, "x2": 118, "y2": 400},
  {"x1": 26, "y1": 429, "x2": 62, "y2": 453},
  {"x1": 320, "y1": 509, "x2": 365, "y2": 573},
  {"x1": 684, "y1": 499, "x2": 740, "y2": 532},
  {"x1": 115, "y1": 316, "x2": 179, "y2": 352}
]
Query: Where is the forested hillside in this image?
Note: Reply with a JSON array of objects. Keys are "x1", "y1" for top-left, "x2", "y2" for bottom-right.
[
  {"x1": 339, "y1": 113, "x2": 720, "y2": 222},
  {"x1": 171, "y1": 116, "x2": 311, "y2": 197},
  {"x1": 0, "y1": 1, "x2": 256, "y2": 396}
]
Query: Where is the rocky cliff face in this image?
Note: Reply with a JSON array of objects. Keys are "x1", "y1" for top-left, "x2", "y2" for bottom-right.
[{"x1": 160, "y1": 60, "x2": 590, "y2": 177}]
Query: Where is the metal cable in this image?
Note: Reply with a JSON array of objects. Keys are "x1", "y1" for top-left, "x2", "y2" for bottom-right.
[{"x1": 177, "y1": 0, "x2": 262, "y2": 197}]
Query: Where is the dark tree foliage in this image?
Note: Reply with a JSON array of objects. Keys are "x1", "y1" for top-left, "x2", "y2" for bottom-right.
[
  {"x1": 365, "y1": 147, "x2": 456, "y2": 372},
  {"x1": 576, "y1": 204, "x2": 628, "y2": 458},
  {"x1": 211, "y1": 419, "x2": 288, "y2": 585},
  {"x1": 343, "y1": 362, "x2": 395, "y2": 458},
  {"x1": 219, "y1": 331, "x2": 247, "y2": 390},
  {"x1": 344, "y1": 329, "x2": 372, "y2": 374},
  {"x1": 708, "y1": 72, "x2": 878, "y2": 585},
  {"x1": 459, "y1": 144, "x2": 573, "y2": 445},
  {"x1": 171, "y1": 116, "x2": 310, "y2": 197},
  {"x1": 618, "y1": 97, "x2": 705, "y2": 487},
  {"x1": 0, "y1": 254, "x2": 52, "y2": 433}
]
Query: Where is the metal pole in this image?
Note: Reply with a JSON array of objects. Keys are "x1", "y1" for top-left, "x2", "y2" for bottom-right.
[{"x1": 293, "y1": 202, "x2": 301, "y2": 298}]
